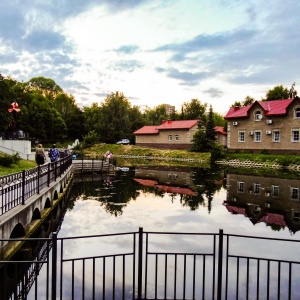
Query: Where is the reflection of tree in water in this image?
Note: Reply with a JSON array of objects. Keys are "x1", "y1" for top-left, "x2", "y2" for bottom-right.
[
  {"x1": 68, "y1": 167, "x2": 225, "y2": 215},
  {"x1": 191, "y1": 167, "x2": 224, "y2": 213},
  {"x1": 69, "y1": 171, "x2": 142, "y2": 216}
]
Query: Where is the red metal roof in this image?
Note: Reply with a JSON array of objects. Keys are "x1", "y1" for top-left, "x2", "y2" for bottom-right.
[
  {"x1": 134, "y1": 120, "x2": 198, "y2": 135},
  {"x1": 225, "y1": 98, "x2": 296, "y2": 119},
  {"x1": 158, "y1": 120, "x2": 198, "y2": 130},
  {"x1": 133, "y1": 126, "x2": 159, "y2": 135},
  {"x1": 258, "y1": 213, "x2": 287, "y2": 227},
  {"x1": 134, "y1": 178, "x2": 158, "y2": 186},
  {"x1": 214, "y1": 126, "x2": 227, "y2": 135},
  {"x1": 224, "y1": 204, "x2": 247, "y2": 216}
]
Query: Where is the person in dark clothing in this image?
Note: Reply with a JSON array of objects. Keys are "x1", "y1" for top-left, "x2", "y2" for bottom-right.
[
  {"x1": 48, "y1": 144, "x2": 60, "y2": 162},
  {"x1": 35, "y1": 144, "x2": 46, "y2": 165}
]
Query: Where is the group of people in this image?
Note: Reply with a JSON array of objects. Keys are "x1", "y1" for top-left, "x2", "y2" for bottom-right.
[{"x1": 35, "y1": 144, "x2": 60, "y2": 165}]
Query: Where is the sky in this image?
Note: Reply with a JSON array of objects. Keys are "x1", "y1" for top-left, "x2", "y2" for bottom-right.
[{"x1": 0, "y1": 0, "x2": 299, "y2": 115}]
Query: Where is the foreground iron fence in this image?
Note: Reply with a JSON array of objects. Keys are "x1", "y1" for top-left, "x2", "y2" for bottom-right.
[
  {"x1": 0, "y1": 155, "x2": 73, "y2": 216},
  {"x1": 0, "y1": 228, "x2": 299, "y2": 300}
]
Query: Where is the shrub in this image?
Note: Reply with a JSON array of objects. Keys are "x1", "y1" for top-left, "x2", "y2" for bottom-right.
[
  {"x1": 0, "y1": 154, "x2": 15, "y2": 167},
  {"x1": 83, "y1": 130, "x2": 99, "y2": 146}
]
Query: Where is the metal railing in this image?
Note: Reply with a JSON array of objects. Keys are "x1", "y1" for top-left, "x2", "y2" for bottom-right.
[
  {"x1": 1, "y1": 228, "x2": 299, "y2": 300},
  {"x1": 0, "y1": 155, "x2": 73, "y2": 216}
]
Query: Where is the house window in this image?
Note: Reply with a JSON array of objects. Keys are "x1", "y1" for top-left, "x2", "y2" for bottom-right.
[
  {"x1": 292, "y1": 129, "x2": 300, "y2": 142},
  {"x1": 273, "y1": 131, "x2": 280, "y2": 142},
  {"x1": 272, "y1": 185, "x2": 279, "y2": 197},
  {"x1": 238, "y1": 130, "x2": 245, "y2": 142},
  {"x1": 293, "y1": 211, "x2": 300, "y2": 222},
  {"x1": 253, "y1": 183, "x2": 261, "y2": 195},
  {"x1": 237, "y1": 182, "x2": 244, "y2": 193},
  {"x1": 290, "y1": 187, "x2": 299, "y2": 200},
  {"x1": 255, "y1": 110, "x2": 262, "y2": 121},
  {"x1": 254, "y1": 131, "x2": 261, "y2": 142},
  {"x1": 168, "y1": 134, "x2": 172, "y2": 141},
  {"x1": 175, "y1": 134, "x2": 179, "y2": 141},
  {"x1": 294, "y1": 107, "x2": 300, "y2": 119}
]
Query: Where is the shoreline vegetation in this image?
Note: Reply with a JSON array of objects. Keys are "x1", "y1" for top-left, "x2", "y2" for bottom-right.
[{"x1": 1, "y1": 143, "x2": 300, "y2": 176}]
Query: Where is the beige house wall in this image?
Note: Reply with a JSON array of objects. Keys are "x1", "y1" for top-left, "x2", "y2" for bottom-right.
[
  {"x1": 135, "y1": 124, "x2": 198, "y2": 145},
  {"x1": 227, "y1": 99, "x2": 300, "y2": 153}
]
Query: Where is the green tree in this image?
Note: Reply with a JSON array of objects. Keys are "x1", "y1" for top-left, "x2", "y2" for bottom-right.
[
  {"x1": 27, "y1": 77, "x2": 63, "y2": 99},
  {"x1": 98, "y1": 92, "x2": 133, "y2": 143},
  {"x1": 144, "y1": 105, "x2": 169, "y2": 125},
  {"x1": 205, "y1": 105, "x2": 216, "y2": 150},
  {"x1": 19, "y1": 94, "x2": 67, "y2": 141},
  {"x1": 181, "y1": 98, "x2": 207, "y2": 120},
  {"x1": 265, "y1": 85, "x2": 290, "y2": 100}
]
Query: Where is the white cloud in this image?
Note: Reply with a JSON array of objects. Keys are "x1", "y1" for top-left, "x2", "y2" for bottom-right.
[{"x1": 0, "y1": 0, "x2": 299, "y2": 115}]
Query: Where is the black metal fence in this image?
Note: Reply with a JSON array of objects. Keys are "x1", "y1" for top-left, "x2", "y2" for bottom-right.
[
  {"x1": 0, "y1": 155, "x2": 73, "y2": 216},
  {"x1": 0, "y1": 228, "x2": 299, "y2": 300}
]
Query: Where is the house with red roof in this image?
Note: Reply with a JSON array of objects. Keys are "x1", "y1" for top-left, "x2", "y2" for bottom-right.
[
  {"x1": 133, "y1": 120, "x2": 227, "y2": 150},
  {"x1": 224, "y1": 96, "x2": 300, "y2": 154},
  {"x1": 133, "y1": 120, "x2": 198, "y2": 150}
]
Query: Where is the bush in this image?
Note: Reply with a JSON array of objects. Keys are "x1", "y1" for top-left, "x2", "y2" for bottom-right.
[
  {"x1": 0, "y1": 154, "x2": 15, "y2": 167},
  {"x1": 83, "y1": 130, "x2": 99, "y2": 146}
]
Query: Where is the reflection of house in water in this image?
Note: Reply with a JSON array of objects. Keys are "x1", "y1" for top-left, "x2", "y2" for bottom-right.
[
  {"x1": 225, "y1": 173, "x2": 300, "y2": 234},
  {"x1": 134, "y1": 166, "x2": 197, "y2": 196}
]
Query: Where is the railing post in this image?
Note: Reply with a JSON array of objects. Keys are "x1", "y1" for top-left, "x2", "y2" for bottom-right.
[
  {"x1": 37, "y1": 165, "x2": 40, "y2": 194},
  {"x1": 47, "y1": 163, "x2": 50, "y2": 187},
  {"x1": 52, "y1": 232, "x2": 57, "y2": 300},
  {"x1": 217, "y1": 229, "x2": 223, "y2": 300},
  {"x1": 54, "y1": 162, "x2": 57, "y2": 181},
  {"x1": 138, "y1": 227, "x2": 143, "y2": 300},
  {"x1": 22, "y1": 170, "x2": 25, "y2": 205}
]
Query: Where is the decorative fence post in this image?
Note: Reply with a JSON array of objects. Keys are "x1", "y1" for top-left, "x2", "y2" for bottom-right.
[
  {"x1": 52, "y1": 232, "x2": 57, "y2": 300},
  {"x1": 217, "y1": 229, "x2": 223, "y2": 300},
  {"x1": 22, "y1": 170, "x2": 25, "y2": 205},
  {"x1": 138, "y1": 227, "x2": 143, "y2": 300},
  {"x1": 37, "y1": 165, "x2": 40, "y2": 194}
]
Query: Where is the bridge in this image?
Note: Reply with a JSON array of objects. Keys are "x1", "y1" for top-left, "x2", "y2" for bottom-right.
[{"x1": 0, "y1": 156, "x2": 115, "y2": 259}]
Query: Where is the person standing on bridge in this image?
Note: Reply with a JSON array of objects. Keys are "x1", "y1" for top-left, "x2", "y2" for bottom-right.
[
  {"x1": 48, "y1": 144, "x2": 60, "y2": 162},
  {"x1": 35, "y1": 144, "x2": 46, "y2": 165}
]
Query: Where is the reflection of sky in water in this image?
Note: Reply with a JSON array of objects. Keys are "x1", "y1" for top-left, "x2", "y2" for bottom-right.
[{"x1": 52, "y1": 170, "x2": 300, "y2": 299}]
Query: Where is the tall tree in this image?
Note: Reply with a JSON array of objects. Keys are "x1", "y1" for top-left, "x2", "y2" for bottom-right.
[
  {"x1": 144, "y1": 105, "x2": 169, "y2": 125},
  {"x1": 205, "y1": 105, "x2": 216, "y2": 150},
  {"x1": 265, "y1": 85, "x2": 290, "y2": 100},
  {"x1": 181, "y1": 98, "x2": 207, "y2": 120},
  {"x1": 27, "y1": 77, "x2": 63, "y2": 99}
]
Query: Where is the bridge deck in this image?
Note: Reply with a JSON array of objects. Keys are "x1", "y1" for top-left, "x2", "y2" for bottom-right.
[{"x1": 72, "y1": 159, "x2": 115, "y2": 173}]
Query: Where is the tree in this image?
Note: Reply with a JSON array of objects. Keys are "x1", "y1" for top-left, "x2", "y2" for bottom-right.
[
  {"x1": 27, "y1": 77, "x2": 63, "y2": 99},
  {"x1": 231, "y1": 96, "x2": 254, "y2": 108},
  {"x1": 181, "y1": 98, "x2": 207, "y2": 120},
  {"x1": 205, "y1": 105, "x2": 216, "y2": 150},
  {"x1": 144, "y1": 105, "x2": 169, "y2": 125},
  {"x1": 98, "y1": 92, "x2": 134, "y2": 143},
  {"x1": 265, "y1": 85, "x2": 290, "y2": 100}
]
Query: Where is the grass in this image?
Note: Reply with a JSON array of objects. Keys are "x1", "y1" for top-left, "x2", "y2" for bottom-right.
[{"x1": 0, "y1": 154, "x2": 36, "y2": 176}]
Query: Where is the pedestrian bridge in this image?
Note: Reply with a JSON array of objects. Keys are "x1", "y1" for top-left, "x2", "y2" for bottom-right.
[{"x1": 0, "y1": 156, "x2": 115, "y2": 259}]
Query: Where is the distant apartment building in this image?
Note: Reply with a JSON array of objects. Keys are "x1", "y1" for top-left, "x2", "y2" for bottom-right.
[{"x1": 163, "y1": 104, "x2": 175, "y2": 115}]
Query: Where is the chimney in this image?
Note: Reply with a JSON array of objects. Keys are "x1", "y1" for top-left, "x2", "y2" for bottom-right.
[
  {"x1": 162, "y1": 120, "x2": 165, "y2": 124},
  {"x1": 168, "y1": 120, "x2": 172, "y2": 124}
]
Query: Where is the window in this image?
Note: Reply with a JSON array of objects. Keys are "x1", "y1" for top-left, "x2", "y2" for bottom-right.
[
  {"x1": 272, "y1": 185, "x2": 279, "y2": 197},
  {"x1": 253, "y1": 183, "x2": 261, "y2": 195},
  {"x1": 238, "y1": 131, "x2": 245, "y2": 142},
  {"x1": 294, "y1": 107, "x2": 300, "y2": 119},
  {"x1": 254, "y1": 131, "x2": 261, "y2": 142},
  {"x1": 237, "y1": 182, "x2": 244, "y2": 193},
  {"x1": 168, "y1": 134, "x2": 172, "y2": 141},
  {"x1": 292, "y1": 211, "x2": 300, "y2": 222},
  {"x1": 255, "y1": 110, "x2": 262, "y2": 121},
  {"x1": 292, "y1": 129, "x2": 300, "y2": 142},
  {"x1": 291, "y1": 187, "x2": 299, "y2": 200},
  {"x1": 175, "y1": 134, "x2": 179, "y2": 141},
  {"x1": 273, "y1": 131, "x2": 280, "y2": 142}
]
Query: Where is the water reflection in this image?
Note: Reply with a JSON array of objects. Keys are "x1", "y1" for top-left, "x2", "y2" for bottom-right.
[
  {"x1": 66, "y1": 167, "x2": 300, "y2": 239},
  {"x1": 225, "y1": 172, "x2": 300, "y2": 234}
]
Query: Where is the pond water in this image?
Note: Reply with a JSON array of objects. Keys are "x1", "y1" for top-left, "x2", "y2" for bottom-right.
[
  {"x1": 59, "y1": 166, "x2": 300, "y2": 239},
  {"x1": 8, "y1": 165, "x2": 300, "y2": 299}
]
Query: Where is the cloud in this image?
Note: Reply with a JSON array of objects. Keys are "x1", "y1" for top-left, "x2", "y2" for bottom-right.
[
  {"x1": 115, "y1": 45, "x2": 139, "y2": 54},
  {"x1": 112, "y1": 60, "x2": 143, "y2": 72},
  {"x1": 203, "y1": 88, "x2": 224, "y2": 98},
  {"x1": 156, "y1": 67, "x2": 210, "y2": 86}
]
